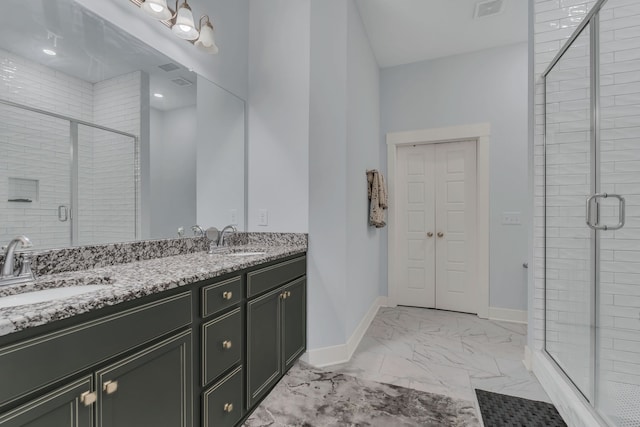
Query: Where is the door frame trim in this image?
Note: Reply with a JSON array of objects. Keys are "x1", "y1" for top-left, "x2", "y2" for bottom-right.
[{"x1": 387, "y1": 123, "x2": 490, "y2": 318}]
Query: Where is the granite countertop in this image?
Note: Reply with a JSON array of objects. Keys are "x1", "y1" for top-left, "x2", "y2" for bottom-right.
[{"x1": 0, "y1": 244, "x2": 306, "y2": 338}]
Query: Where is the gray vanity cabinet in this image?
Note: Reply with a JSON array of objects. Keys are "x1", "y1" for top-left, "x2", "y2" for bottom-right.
[
  {"x1": 96, "y1": 330, "x2": 192, "y2": 427},
  {"x1": 246, "y1": 256, "x2": 307, "y2": 410},
  {"x1": 246, "y1": 287, "x2": 282, "y2": 408},
  {"x1": 0, "y1": 377, "x2": 93, "y2": 427},
  {"x1": 282, "y1": 277, "x2": 306, "y2": 372}
]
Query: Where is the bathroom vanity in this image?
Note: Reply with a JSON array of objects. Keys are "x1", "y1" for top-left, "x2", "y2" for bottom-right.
[{"x1": 0, "y1": 240, "x2": 307, "y2": 427}]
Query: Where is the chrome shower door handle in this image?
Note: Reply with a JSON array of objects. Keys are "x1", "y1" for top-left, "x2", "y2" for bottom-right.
[
  {"x1": 58, "y1": 205, "x2": 69, "y2": 222},
  {"x1": 585, "y1": 193, "x2": 625, "y2": 231}
]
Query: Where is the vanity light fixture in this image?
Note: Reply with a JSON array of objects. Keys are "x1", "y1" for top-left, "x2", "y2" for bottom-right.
[
  {"x1": 42, "y1": 49, "x2": 57, "y2": 56},
  {"x1": 136, "y1": 0, "x2": 219, "y2": 54},
  {"x1": 172, "y1": 1, "x2": 198, "y2": 40},
  {"x1": 153, "y1": 93, "x2": 164, "y2": 98},
  {"x1": 194, "y1": 16, "x2": 219, "y2": 54}
]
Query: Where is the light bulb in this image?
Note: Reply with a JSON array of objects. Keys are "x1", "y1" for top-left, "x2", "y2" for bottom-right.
[
  {"x1": 141, "y1": 0, "x2": 172, "y2": 21},
  {"x1": 172, "y1": 2, "x2": 199, "y2": 40}
]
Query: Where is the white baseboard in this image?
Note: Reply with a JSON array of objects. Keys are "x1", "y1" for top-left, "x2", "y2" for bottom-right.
[
  {"x1": 488, "y1": 307, "x2": 527, "y2": 324},
  {"x1": 303, "y1": 296, "x2": 387, "y2": 368},
  {"x1": 532, "y1": 351, "x2": 605, "y2": 427}
]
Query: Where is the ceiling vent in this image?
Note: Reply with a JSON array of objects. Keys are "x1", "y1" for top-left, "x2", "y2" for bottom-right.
[
  {"x1": 474, "y1": 0, "x2": 505, "y2": 19},
  {"x1": 171, "y1": 77, "x2": 193, "y2": 87},
  {"x1": 158, "y1": 62, "x2": 180, "y2": 72}
]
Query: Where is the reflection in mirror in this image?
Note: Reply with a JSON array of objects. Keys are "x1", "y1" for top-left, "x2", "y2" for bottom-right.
[{"x1": 0, "y1": 0, "x2": 246, "y2": 250}]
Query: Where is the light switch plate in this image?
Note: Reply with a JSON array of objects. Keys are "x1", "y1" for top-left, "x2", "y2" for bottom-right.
[
  {"x1": 258, "y1": 209, "x2": 268, "y2": 226},
  {"x1": 502, "y1": 212, "x2": 522, "y2": 225}
]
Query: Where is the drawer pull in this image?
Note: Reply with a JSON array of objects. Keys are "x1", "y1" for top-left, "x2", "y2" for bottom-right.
[
  {"x1": 80, "y1": 391, "x2": 97, "y2": 406},
  {"x1": 103, "y1": 380, "x2": 118, "y2": 395},
  {"x1": 222, "y1": 340, "x2": 233, "y2": 350},
  {"x1": 222, "y1": 291, "x2": 233, "y2": 300},
  {"x1": 224, "y1": 403, "x2": 234, "y2": 413}
]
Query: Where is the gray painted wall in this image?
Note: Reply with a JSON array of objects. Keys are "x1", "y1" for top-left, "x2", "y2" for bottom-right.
[
  {"x1": 345, "y1": 0, "x2": 383, "y2": 336},
  {"x1": 381, "y1": 42, "x2": 529, "y2": 311},
  {"x1": 308, "y1": 0, "x2": 349, "y2": 348},
  {"x1": 149, "y1": 107, "x2": 197, "y2": 239},
  {"x1": 247, "y1": 0, "x2": 310, "y2": 233}
]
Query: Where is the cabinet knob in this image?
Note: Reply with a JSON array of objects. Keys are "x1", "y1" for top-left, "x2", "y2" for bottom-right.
[
  {"x1": 103, "y1": 380, "x2": 118, "y2": 395},
  {"x1": 223, "y1": 403, "x2": 234, "y2": 413},
  {"x1": 427, "y1": 232, "x2": 433, "y2": 238},
  {"x1": 280, "y1": 292, "x2": 287, "y2": 300},
  {"x1": 287, "y1": 291, "x2": 291, "y2": 297},
  {"x1": 222, "y1": 340, "x2": 233, "y2": 350},
  {"x1": 80, "y1": 391, "x2": 97, "y2": 406},
  {"x1": 222, "y1": 291, "x2": 233, "y2": 300},
  {"x1": 437, "y1": 232, "x2": 444, "y2": 238}
]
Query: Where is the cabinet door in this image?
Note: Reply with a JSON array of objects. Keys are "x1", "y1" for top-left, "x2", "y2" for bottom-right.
[
  {"x1": 246, "y1": 288, "x2": 282, "y2": 408},
  {"x1": 282, "y1": 277, "x2": 306, "y2": 372},
  {"x1": 96, "y1": 331, "x2": 192, "y2": 427},
  {"x1": 0, "y1": 376, "x2": 92, "y2": 427}
]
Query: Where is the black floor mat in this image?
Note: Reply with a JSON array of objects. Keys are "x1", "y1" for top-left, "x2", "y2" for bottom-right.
[{"x1": 475, "y1": 389, "x2": 567, "y2": 427}]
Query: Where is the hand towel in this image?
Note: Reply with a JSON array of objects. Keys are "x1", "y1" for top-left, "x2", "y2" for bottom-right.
[{"x1": 367, "y1": 170, "x2": 388, "y2": 228}]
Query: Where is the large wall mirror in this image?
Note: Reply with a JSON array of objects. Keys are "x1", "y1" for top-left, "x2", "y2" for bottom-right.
[{"x1": 0, "y1": 0, "x2": 246, "y2": 250}]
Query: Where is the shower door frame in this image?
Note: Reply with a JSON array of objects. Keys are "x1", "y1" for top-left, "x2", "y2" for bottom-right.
[
  {"x1": 0, "y1": 98, "x2": 140, "y2": 246},
  {"x1": 542, "y1": 0, "x2": 610, "y2": 416}
]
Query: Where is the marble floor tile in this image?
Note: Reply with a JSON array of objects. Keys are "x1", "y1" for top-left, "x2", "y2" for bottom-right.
[
  {"x1": 325, "y1": 306, "x2": 550, "y2": 412},
  {"x1": 380, "y1": 354, "x2": 474, "y2": 401},
  {"x1": 245, "y1": 363, "x2": 480, "y2": 427}
]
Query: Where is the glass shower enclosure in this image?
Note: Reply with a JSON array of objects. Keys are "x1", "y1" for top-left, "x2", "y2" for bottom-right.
[
  {"x1": 544, "y1": 0, "x2": 640, "y2": 425},
  {"x1": 0, "y1": 99, "x2": 138, "y2": 249}
]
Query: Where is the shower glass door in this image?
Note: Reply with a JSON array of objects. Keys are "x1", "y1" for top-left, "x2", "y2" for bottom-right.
[
  {"x1": 545, "y1": 0, "x2": 640, "y2": 425},
  {"x1": 545, "y1": 23, "x2": 594, "y2": 402}
]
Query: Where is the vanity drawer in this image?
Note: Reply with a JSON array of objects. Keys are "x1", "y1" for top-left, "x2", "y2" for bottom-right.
[
  {"x1": 0, "y1": 292, "x2": 191, "y2": 408},
  {"x1": 201, "y1": 276, "x2": 242, "y2": 318},
  {"x1": 203, "y1": 366, "x2": 243, "y2": 427},
  {"x1": 247, "y1": 256, "x2": 306, "y2": 298},
  {"x1": 202, "y1": 308, "x2": 242, "y2": 386}
]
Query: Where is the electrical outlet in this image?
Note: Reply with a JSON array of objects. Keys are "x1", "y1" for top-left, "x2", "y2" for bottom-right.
[
  {"x1": 230, "y1": 209, "x2": 238, "y2": 225},
  {"x1": 502, "y1": 212, "x2": 522, "y2": 226},
  {"x1": 258, "y1": 209, "x2": 268, "y2": 226}
]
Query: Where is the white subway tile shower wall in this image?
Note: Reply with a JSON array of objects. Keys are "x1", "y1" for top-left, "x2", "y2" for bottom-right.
[
  {"x1": 596, "y1": 1, "x2": 640, "y2": 425},
  {"x1": 91, "y1": 73, "x2": 139, "y2": 245},
  {"x1": 535, "y1": 0, "x2": 640, "y2": 426},
  {"x1": 0, "y1": 48, "x2": 139, "y2": 249}
]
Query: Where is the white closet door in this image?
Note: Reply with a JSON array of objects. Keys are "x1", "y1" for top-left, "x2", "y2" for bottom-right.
[
  {"x1": 434, "y1": 141, "x2": 477, "y2": 313},
  {"x1": 396, "y1": 145, "x2": 436, "y2": 308}
]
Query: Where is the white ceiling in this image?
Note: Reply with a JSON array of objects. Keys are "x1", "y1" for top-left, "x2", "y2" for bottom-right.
[{"x1": 355, "y1": 0, "x2": 529, "y2": 68}]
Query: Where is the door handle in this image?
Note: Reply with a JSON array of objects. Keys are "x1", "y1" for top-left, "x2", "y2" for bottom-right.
[
  {"x1": 585, "y1": 193, "x2": 625, "y2": 231},
  {"x1": 58, "y1": 205, "x2": 69, "y2": 222}
]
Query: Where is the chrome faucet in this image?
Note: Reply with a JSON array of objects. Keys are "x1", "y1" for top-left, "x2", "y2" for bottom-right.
[
  {"x1": 217, "y1": 225, "x2": 237, "y2": 247},
  {"x1": 1, "y1": 235, "x2": 35, "y2": 285},
  {"x1": 191, "y1": 225, "x2": 205, "y2": 237}
]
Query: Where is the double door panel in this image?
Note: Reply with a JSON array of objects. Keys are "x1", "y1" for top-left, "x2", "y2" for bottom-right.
[{"x1": 397, "y1": 141, "x2": 477, "y2": 313}]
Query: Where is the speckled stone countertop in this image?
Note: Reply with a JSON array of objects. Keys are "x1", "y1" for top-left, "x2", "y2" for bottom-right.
[{"x1": 0, "y1": 244, "x2": 306, "y2": 338}]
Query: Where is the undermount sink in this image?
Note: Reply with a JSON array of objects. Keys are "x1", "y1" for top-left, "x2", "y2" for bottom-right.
[
  {"x1": 226, "y1": 251, "x2": 266, "y2": 257},
  {"x1": 0, "y1": 285, "x2": 110, "y2": 309}
]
